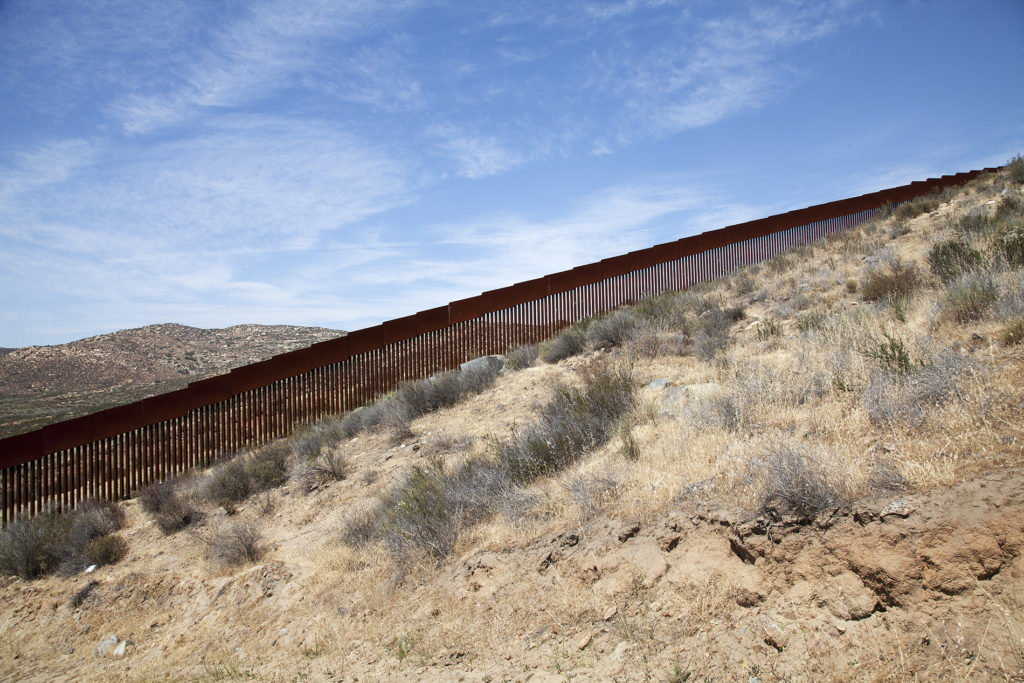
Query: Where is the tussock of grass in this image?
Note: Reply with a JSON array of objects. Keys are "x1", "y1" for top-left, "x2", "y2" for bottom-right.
[
  {"x1": 860, "y1": 257, "x2": 921, "y2": 303},
  {"x1": 207, "y1": 521, "x2": 263, "y2": 567},
  {"x1": 895, "y1": 194, "x2": 941, "y2": 222},
  {"x1": 1001, "y1": 319, "x2": 1024, "y2": 345},
  {"x1": 541, "y1": 327, "x2": 586, "y2": 363},
  {"x1": 292, "y1": 450, "x2": 350, "y2": 492},
  {"x1": 1009, "y1": 154, "x2": 1024, "y2": 184},
  {"x1": 941, "y1": 273, "x2": 997, "y2": 323},
  {"x1": 755, "y1": 442, "x2": 842, "y2": 519},
  {"x1": 928, "y1": 238, "x2": 982, "y2": 282},
  {"x1": 505, "y1": 344, "x2": 539, "y2": 370},
  {"x1": 493, "y1": 360, "x2": 636, "y2": 483}
]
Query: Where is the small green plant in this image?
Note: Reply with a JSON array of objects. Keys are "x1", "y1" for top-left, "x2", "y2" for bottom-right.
[
  {"x1": 845, "y1": 277, "x2": 858, "y2": 294},
  {"x1": 796, "y1": 312, "x2": 826, "y2": 333},
  {"x1": 756, "y1": 318, "x2": 782, "y2": 341},
  {"x1": 391, "y1": 634, "x2": 415, "y2": 661},
  {"x1": 619, "y1": 419, "x2": 640, "y2": 461},
  {"x1": 860, "y1": 330, "x2": 914, "y2": 374},
  {"x1": 956, "y1": 210, "x2": 993, "y2": 235}
]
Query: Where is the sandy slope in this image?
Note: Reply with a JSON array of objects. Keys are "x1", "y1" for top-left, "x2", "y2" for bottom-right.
[{"x1": 2, "y1": 169, "x2": 1023, "y2": 682}]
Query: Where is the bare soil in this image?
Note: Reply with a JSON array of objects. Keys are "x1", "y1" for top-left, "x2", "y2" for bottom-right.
[{"x1": 2, "y1": 170, "x2": 1023, "y2": 681}]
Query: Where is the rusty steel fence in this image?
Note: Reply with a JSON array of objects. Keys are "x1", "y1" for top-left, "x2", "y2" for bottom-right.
[{"x1": 0, "y1": 168, "x2": 998, "y2": 525}]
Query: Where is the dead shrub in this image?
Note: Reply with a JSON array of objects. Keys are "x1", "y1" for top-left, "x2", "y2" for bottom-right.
[
  {"x1": 83, "y1": 534, "x2": 128, "y2": 567},
  {"x1": 562, "y1": 472, "x2": 619, "y2": 519},
  {"x1": 207, "y1": 521, "x2": 263, "y2": 567},
  {"x1": 138, "y1": 479, "x2": 177, "y2": 514},
  {"x1": 0, "y1": 512, "x2": 69, "y2": 579},
  {"x1": 755, "y1": 444, "x2": 841, "y2": 519},
  {"x1": 66, "y1": 499, "x2": 124, "y2": 548},
  {"x1": 540, "y1": 328, "x2": 585, "y2": 363},
  {"x1": 152, "y1": 490, "x2": 204, "y2": 534},
  {"x1": 457, "y1": 361, "x2": 501, "y2": 396},
  {"x1": 292, "y1": 422, "x2": 343, "y2": 459},
  {"x1": 942, "y1": 273, "x2": 997, "y2": 323},
  {"x1": 363, "y1": 456, "x2": 519, "y2": 564},
  {"x1": 688, "y1": 394, "x2": 740, "y2": 432},
  {"x1": 863, "y1": 348, "x2": 974, "y2": 426},
  {"x1": 207, "y1": 458, "x2": 253, "y2": 508},
  {"x1": 245, "y1": 443, "x2": 291, "y2": 491},
  {"x1": 58, "y1": 499, "x2": 126, "y2": 573},
  {"x1": 506, "y1": 344, "x2": 539, "y2": 370},
  {"x1": 293, "y1": 450, "x2": 351, "y2": 492},
  {"x1": 867, "y1": 459, "x2": 908, "y2": 493},
  {"x1": 860, "y1": 258, "x2": 921, "y2": 303},
  {"x1": 585, "y1": 310, "x2": 638, "y2": 350}
]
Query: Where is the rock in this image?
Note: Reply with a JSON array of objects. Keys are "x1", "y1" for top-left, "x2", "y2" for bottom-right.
[
  {"x1": 617, "y1": 522, "x2": 640, "y2": 543},
  {"x1": 660, "y1": 382, "x2": 724, "y2": 417},
  {"x1": 880, "y1": 500, "x2": 914, "y2": 519},
  {"x1": 459, "y1": 355, "x2": 506, "y2": 375},
  {"x1": 112, "y1": 640, "x2": 127, "y2": 658},
  {"x1": 648, "y1": 378, "x2": 671, "y2": 390},
  {"x1": 576, "y1": 631, "x2": 594, "y2": 651},
  {"x1": 602, "y1": 605, "x2": 618, "y2": 621},
  {"x1": 94, "y1": 635, "x2": 118, "y2": 658},
  {"x1": 620, "y1": 543, "x2": 668, "y2": 588},
  {"x1": 819, "y1": 571, "x2": 879, "y2": 621}
]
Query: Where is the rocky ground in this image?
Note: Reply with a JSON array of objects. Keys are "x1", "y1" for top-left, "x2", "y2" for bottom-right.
[{"x1": 1, "y1": 441, "x2": 1022, "y2": 682}]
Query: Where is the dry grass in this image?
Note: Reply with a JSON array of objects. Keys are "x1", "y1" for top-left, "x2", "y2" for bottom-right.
[{"x1": 4, "y1": 169, "x2": 1024, "y2": 682}]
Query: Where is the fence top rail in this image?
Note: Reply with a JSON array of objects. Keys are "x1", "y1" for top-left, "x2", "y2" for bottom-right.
[{"x1": 0, "y1": 166, "x2": 999, "y2": 467}]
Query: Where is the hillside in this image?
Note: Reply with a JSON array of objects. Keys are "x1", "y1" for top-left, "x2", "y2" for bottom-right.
[
  {"x1": 1, "y1": 167, "x2": 1023, "y2": 681},
  {"x1": 0, "y1": 323, "x2": 345, "y2": 438}
]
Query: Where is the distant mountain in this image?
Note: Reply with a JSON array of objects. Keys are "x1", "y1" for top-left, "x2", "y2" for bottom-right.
[{"x1": 0, "y1": 323, "x2": 345, "y2": 438}]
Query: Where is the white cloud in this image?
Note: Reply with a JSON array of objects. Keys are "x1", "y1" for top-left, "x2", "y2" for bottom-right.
[
  {"x1": 107, "y1": 0, "x2": 417, "y2": 134},
  {"x1": 427, "y1": 124, "x2": 530, "y2": 179}
]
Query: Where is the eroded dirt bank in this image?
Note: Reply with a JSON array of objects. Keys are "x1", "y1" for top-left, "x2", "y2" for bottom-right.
[{"x1": 3, "y1": 465, "x2": 1023, "y2": 681}]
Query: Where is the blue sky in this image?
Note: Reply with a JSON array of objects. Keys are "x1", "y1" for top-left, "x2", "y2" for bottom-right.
[{"x1": 1, "y1": 0, "x2": 1021, "y2": 347}]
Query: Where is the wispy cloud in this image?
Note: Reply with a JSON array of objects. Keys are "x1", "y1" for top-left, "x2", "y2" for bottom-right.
[
  {"x1": 579, "y1": 1, "x2": 864, "y2": 145},
  {"x1": 107, "y1": 0, "x2": 417, "y2": 134},
  {"x1": 427, "y1": 124, "x2": 531, "y2": 179}
]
